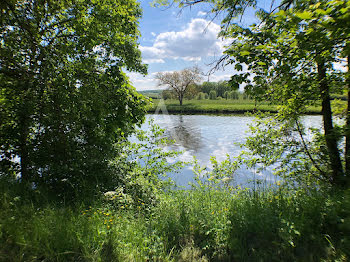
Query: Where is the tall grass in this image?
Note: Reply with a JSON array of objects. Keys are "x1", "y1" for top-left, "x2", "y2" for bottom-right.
[
  {"x1": 2, "y1": 183, "x2": 349, "y2": 261},
  {"x1": 154, "y1": 188, "x2": 350, "y2": 261}
]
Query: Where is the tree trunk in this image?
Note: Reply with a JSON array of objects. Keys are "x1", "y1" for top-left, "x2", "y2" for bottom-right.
[
  {"x1": 345, "y1": 49, "x2": 350, "y2": 186},
  {"x1": 317, "y1": 60, "x2": 344, "y2": 186},
  {"x1": 19, "y1": 109, "x2": 30, "y2": 183},
  {"x1": 179, "y1": 94, "x2": 183, "y2": 106}
]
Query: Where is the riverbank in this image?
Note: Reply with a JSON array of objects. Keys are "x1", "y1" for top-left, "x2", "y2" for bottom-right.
[
  {"x1": 147, "y1": 99, "x2": 322, "y2": 114},
  {"x1": 1, "y1": 186, "x2": 348, "y2": 261}
]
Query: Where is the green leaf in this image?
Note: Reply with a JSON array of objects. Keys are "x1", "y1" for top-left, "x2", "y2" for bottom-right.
[
  {"x1": 340, "y1": 7, "x2": 348, "y2": 14},
  {"x1": 235, "y1": 63, "x2": 243, "y2": 71},
  {"x1": 240, "y1": 50, "x2": 250, "y2": 56},
  {"x1": 295, "y1": 11, "x2": 313, "y2": 20}
]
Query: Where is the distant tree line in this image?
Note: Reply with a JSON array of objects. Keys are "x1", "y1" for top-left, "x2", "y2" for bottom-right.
[{"x1": 161, "y1": 80, "x2": 252, "y2": 101}]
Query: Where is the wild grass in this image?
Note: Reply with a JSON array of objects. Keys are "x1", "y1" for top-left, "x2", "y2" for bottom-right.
[
  {"x1": 1, "y1": 183, "x2": 349, "y2": 261},
  {"x1": 147, "y1": 99, "x2": 322, "y2": 114}
]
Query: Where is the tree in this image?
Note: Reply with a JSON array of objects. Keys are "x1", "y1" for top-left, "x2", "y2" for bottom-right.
[
  {"x1": 155, "y1": 67, "x2": 202, "y2": 105},
  {"x1": 0, "y1": 0, "x2": 148, "y2": 200},
  {"x1": 209, "y1": 90, "x2": 217, "y2": 100},
  {"x1": 155, "y1": 0, "x2": 350, "y2": 188},
  {"x1": 216, "y1": 81, "x2": 231, "y2": 97},
  {"x1": 201, "y1": 81, "x2": 217, "y2": 95},
  {"x1": 161, "y1": 89, "x2": 176, "y2": 100},
  {"x1": 227, "y1": 91, "x2": 239, "y2": 100},
  {"x1": 184, "y1": 83, "x2": 201, "y2": 100},
  {"x1": 196, "y1": 92, "x2": 207, "y2": 100},
  {"x1": 221, "y1": 1, "x2": 350, "y2": 187}
]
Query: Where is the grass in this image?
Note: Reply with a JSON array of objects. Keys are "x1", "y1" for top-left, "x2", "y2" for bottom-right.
[
  {"x1": 147, "y1": 99, "x2": 322, "y2": 114},
  {"x1": 1, "y1": 185, "x2": 349, "y2": 261}
]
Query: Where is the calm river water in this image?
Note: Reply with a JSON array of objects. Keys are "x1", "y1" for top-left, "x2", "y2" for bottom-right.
[{"x1": 142, "y1": 114, "x2": 323, "y2": 187}]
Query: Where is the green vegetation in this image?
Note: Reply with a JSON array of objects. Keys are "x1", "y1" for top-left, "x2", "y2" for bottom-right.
[
  {"x1": 159, "y1": 0, "x2": 350, "y2": 186},
  {"x1": 1, "y1": 156, "x2": 350, "y2": 261},
  {"x1": 159, "y1": 80, "x2": 236, "y2": 103},
  {"x1": 147, "y1": 98, "x2": 322, "y2": 114},
  {"x1": 0, "y1": 0, "x2": 148, "y2": 202},
  {"x1": 1, "y1": 0, "x2": 350, "y2": 261},
  {"x1": 139, "y1": 90, "x2": 163, "y2": 99}
]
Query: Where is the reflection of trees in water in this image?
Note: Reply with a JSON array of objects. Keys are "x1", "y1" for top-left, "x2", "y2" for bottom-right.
[{"x1": 165, "y1": 115, "x2": 202, "y2": 152}]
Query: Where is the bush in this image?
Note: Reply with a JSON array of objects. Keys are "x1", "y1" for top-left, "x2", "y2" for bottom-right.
[
  {"x1": 223, "y1": 91, "x2": 229, "y2": 99},
  {"x1": 228, "y1": 91, "x2": 239, "y2": 99},
  {"x1": 209, "y1": 90, "x2": 217, "y2": 100},
  {"x1": 196, "y1": 92, "x2": 207, "y2": 100},
  {"x1": 243, "y1": 92, "x2": 251, "y2": 100}
]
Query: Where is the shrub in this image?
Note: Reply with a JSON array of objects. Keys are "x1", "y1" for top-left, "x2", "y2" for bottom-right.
[
  {"x1": 228, "y1": 91, "x2": 239, "y2": 99},
  {"x1": 196, "y1": 92, "x2": 207, "y2": 100},
  {"x1": 209, "y1": 90, "x2": 217, "y2": 100}
]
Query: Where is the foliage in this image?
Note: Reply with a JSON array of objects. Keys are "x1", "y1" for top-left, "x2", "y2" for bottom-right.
[
  {"x1": 147, "y1": 98, "x2": 321, "y2": 114},
  {"x1": 221, "y1": 0, "x2": 350, "y2": 187},
  {"x1": 154, "y1": 0, "x2": 350, "y2": 189},
  {"x1": 1, "y1": 145, "x2": 349, "y2": 261},
  {"x1": 109, "y1": 119, "x2": 185, "y2": 208},
  {"x1": 0, "y1": 0, "x2": 148, "y2": 201},
  {"x1": 0, "y1": 120, "x2": 184, "y2": 261},
  {"x1": 209, "y1": 90, "x2": 217, "y2": 100},
  {"x1": 227, "y1": 90, "x2": 239, "y2": 100},
  {"x1": 164, "y1": 0, "x2": 350, "y2": 188},
  {"x1": 240, "y1": 113, "x2": 331, "y2": 190},
  {"x1": 199, "y1": 81, "x2": 235, "y2": 98},
  {"x1": 184, "y1": 83, "x2": 201, "y2": 100},
  {"x1": 196, "y1": 92, "x2": 207, "y2": 100},
  {"x1": 162, "y1": 89, "x2": 177, "y2": 100}
]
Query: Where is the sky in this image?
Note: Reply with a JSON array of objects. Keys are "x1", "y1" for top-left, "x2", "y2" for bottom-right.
[
  {"x1": 130, "y1": 0, "x2": 347, "y2": 91},
  {"x1": 130, "y1": 0, "x2": 266, "y2": 91}
]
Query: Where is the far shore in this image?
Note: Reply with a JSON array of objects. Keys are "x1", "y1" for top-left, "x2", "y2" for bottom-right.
[{"x1": 146, "y1": 99, "x2": 322, "y2": 115}]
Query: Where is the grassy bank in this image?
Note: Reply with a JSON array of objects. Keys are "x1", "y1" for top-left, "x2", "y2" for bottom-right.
[
  {"x1": 1, "y1": 185, "x2": 349, "y2": 261},
  {"x1": 147, "y1": 99, "x2": 322, "y2": 114}
]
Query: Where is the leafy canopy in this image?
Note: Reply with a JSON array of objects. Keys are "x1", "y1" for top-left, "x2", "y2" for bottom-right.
[{"x1": 0, "y1": 0, "x2": 148, "y2": 200}]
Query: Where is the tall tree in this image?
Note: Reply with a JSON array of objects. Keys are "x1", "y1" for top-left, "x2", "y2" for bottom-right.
[
  {"x1": 156, "y1": 66, "x2": 202, "y2": 105},
  {"x1": 224, "y1": 1, "x2": 350, "y2": 187},
  {"x1": 0, "y1": 0, "x2": 148, "y2": 199},
  {"x1": 218, "y1": 2, "x2": 348, "y2": 186}
]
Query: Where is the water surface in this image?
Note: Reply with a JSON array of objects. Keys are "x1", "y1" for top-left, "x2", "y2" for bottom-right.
[{"x1": 142, "y1": 114, "x2": 323, "y2": 187}]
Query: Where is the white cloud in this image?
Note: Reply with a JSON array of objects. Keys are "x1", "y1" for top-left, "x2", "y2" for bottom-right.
[
  {"x1": 197, "y1": 11, "x2": 207, "y2": 17},
  {"x1": 144, "y1": 58, "x2": 165, "y2": 64},
  {"x1": 151, "y1": 32, "x2": 156, "y2": 37},
  {"x1": 127, "y1": 72, "x2": 163, "y2": 91},
  {"x1": 207, "y1": 73, "x2": 232, "y2": 82},
  {"x1": 140, "y1": 18, "x2": 224, "y2": 64},
  {"x1": 139, "y1": 46, "x2": 165, "y2": 58}
]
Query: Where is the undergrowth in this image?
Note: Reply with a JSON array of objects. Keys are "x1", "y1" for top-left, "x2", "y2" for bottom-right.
[{"x1": 1, "y1": 184, "x2": 349, "y2": 261}]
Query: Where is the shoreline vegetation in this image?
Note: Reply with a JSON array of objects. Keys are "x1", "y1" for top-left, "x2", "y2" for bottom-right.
[
  {"x1": 146, "y1": 99, "x2": 323, "y2": 115},
  {"x1": 2, "y1": 185, "x2": 348, "y2": 261}
]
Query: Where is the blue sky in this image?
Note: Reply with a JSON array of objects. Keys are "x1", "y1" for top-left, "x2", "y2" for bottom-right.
[{"x1": 130, "y1": 0, "x2": 276, "y2": 90}]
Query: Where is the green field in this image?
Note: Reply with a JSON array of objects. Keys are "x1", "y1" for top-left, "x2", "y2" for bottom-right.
[{"x1": 147, "y1": 99, "x2": 322, "y2": 114}]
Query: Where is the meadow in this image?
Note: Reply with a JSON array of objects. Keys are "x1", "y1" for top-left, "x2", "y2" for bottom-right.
[{"x1": 147, "y1": 99, "x2": 322, "y2": 115}]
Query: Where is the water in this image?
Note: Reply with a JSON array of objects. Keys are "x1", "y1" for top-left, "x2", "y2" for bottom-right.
[{"x1": 141, "y1": 114, "x2": 323, "y2": 187}]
